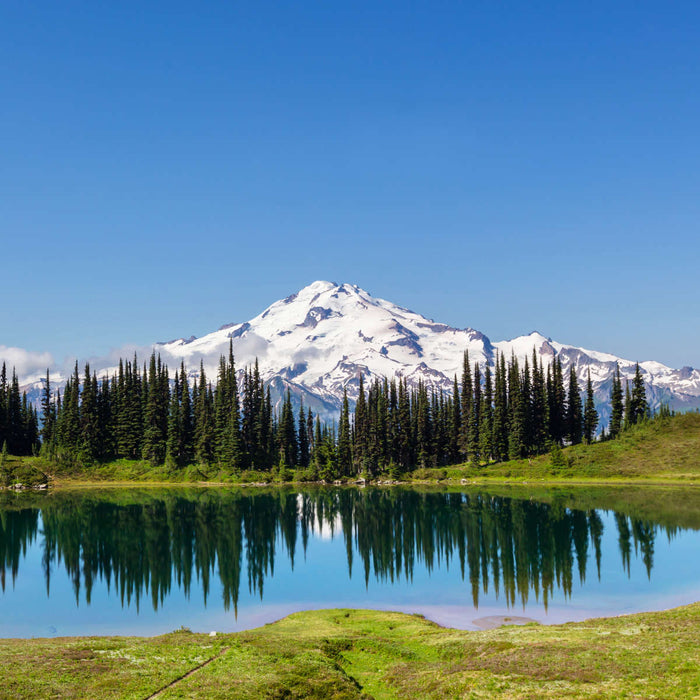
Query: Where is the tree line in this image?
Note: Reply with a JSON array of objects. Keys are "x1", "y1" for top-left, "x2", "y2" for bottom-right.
[
  {"x1": 1, "y1": 345, "x2": 652, "y2": 477},
  {"x1": 0, "y1": 364, "x2": 40, "y2": 457}
]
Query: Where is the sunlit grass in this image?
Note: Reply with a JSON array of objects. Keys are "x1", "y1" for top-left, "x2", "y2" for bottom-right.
[{"x1": 2, "y1": 604, "x2": 700, "y2": 698}]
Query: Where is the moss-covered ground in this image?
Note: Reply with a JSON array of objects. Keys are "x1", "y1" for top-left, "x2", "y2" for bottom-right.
[{"x1": 2, "y1": 604, "x2": 700, "y2": 698}]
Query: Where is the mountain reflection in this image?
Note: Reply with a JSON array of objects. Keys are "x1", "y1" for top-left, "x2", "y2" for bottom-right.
[{"x1": 0, "y1": 488, "x2": 680, "y2": 613}]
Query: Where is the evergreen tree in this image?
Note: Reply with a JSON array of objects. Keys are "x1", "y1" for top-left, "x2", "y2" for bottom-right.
[
  {"x1": 609, "y1": 364, "x2": 624, "y2": 439},
  {"x1": 630, "y1": 363, "x2": 648, "y2": 425},
  {"x1": 469, "y1": 363, "x2": 481, "y2": 462},
  {"x1": 566, "y1": 367, "x2": 583, "y2": 445},
  {"x1": 491, "y1": 353, "x2": 509, "y2": 462},
  {"x1": 529, "y1": 352, "x2": 547, "y2": 454},
  {"x1": 479, "y1": 364, "x2": 493, "y2": 462},
  {"x1": 459, "y1": 351, "x2": 472, "y2": 460},
  {"x1": 40, "y1": 370, "x2": 56, "y2": 453},
  {"x1": 298, "y1": 401, "x2": 309, "y2": 469},
  {"x1": 583, "y1": 370, "x2": 598, "y2": 444},
  {"x1": 624, "y1": 381, "x2": 632, "y2": 431},
  {"x1": 508, "y1": 357, "x2": 527, "y2": 459},
  {"x1": 337, "y1": 389, "x2": 352, "y2": 476},
  {"x1": 194, "y1": 363, "x2": 214, "y2": 465}
]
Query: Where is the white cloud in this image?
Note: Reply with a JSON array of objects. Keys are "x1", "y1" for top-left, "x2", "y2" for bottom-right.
[{"x1": 0, "y1": 346, "x2": 56, "y2": 381}]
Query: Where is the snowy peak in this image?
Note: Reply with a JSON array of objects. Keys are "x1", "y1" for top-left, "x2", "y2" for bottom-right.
[
  {"x1": 15, "y1": 281, "x2": 700, "y2": 424},
  {"x1": 153, "y1": 281, "x2": 700, "y2": 422},
  {"x1": 154, "y1": 281, "x2": 494, "y2": 417}
]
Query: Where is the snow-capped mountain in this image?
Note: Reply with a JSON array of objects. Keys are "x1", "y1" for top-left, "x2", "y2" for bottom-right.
[
  {"x1": 16, "y1": 281, "x2": 700, "y2": 424},
  {"x1": 156, "y1": 281, "x2": 700, "y2": 423}
]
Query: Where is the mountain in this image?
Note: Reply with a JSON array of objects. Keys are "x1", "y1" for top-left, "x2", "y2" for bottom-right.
[
  {"x1": 17, "y1": 281, "x2": 700, "y2": 425},
  {"x1": 156, "y1": 281, "x2": 700, "y2": 424}
]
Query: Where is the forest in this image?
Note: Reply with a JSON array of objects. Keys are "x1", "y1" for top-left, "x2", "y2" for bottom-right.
[{"x1": 0, "y1": 343, "x2": 651, "y2": 479}]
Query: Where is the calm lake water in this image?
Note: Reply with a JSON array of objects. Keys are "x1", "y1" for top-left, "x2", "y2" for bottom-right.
[{"x1": 1, "y1": 485, "x2": 700, "y2": 638}]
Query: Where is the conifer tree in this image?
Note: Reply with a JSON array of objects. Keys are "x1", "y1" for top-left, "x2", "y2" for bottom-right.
[
  {"x1": 194, "y1": 363, "x2": 214, "y2": 465},
  {"x1": 459, "y1": 351, "x2": 472, "y2": 460},
  {"x1": 609, "y1": 364, "x2": 624, "y2": 439},
  {"x1": 40, "y1": 370, "x2": 56, "y2": 454},
  {"x1": 298, "y1": 401, "x2": 309, "y2": 469},
  {"x1": 166, "y1": 369, "x2": 181, "y2": 467},
  {"x1": 337, "y1": 389, "x2": 352, "y2": 476},
  {"x1": 492, "y1": 353, "x2": 509, "y2": 462},
  {"x1": 479, "y1": 364, "x2": 493, "y2": 462},
  {"x1": 508, "y1": 357, "x2": 527, "y2": 459},
  {"x1": 449, "y1": 375, "x2": 461, "y2": 464},
  {"x1": 583, "y1": 370, "x2": 598, "y2": 444},
  {"x1": 353, "y1": 375, "x2": 367, "y2": 474},
  {"x1": 469, "y1": 363, "x2": 481, "y2": 462},
  {"x1": 630, "y1": 363, "x2": 648, "y2": 425},
  {"x1": 624, "y1": 381, "x2": 632, "y2": 431},
  {"x1": 529, "y1": 353, "x2": 547, "y2": 454},
  {"x1": 566, "y1": 367, "x2": 583, "y2": 445},
  {"x1": 80, "y1": 364, "x2": 99, "y2": 462}
]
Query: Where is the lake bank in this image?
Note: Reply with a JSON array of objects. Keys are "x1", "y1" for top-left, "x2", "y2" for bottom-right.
[
  {"x1": 6, "y1": 412, "x2": 700, "y2": 491},
  {"x1": 2, "y1": 603, "x2": 699, "y2": 698}
]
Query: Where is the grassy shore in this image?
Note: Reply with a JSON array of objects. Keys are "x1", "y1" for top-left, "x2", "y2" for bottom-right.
[
  {"x1": 1, "y1": 603, "x2": 699, "y2": 698},
  {"x1": 4, "y1": 411, "x2": 700, "y2": 489}
]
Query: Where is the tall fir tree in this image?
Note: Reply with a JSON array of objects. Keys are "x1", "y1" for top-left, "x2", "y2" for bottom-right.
[
  {"x1": 630, "y1": 363, "x2": 648, "y2": 425},
  {"x1": 566, "y1": 367, "x2": 583, "y2": 445},
  {"x1": 583, "y1": 370, "x2": 599, "y2": 444},
  {"x1": 609, "y1": 364, "x2": 624, "y2": 439}
]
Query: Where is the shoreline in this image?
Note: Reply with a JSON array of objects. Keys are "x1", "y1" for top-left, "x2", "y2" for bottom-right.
[{"x1": 5, "y1": 472, "x2": 700, "y2": 491}]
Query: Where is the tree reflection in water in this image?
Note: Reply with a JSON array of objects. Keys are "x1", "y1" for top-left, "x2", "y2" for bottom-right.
[{"x1": 0, "y1": 488, "x2": 673, "y2": 613}]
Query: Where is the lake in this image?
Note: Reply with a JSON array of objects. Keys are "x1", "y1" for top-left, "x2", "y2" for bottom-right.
[{"x1": 1, "y1": 485, "x2": 700, "y2": 638}]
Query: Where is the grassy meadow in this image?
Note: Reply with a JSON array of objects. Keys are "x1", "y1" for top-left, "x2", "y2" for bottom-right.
[{"x1": 2, "y1": 604, "x2": 700, "y2": 699}]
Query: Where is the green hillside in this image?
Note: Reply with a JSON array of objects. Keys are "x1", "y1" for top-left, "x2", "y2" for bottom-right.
[{"x1": 414, "y1": 412, "x2": 700, "y2": 483}]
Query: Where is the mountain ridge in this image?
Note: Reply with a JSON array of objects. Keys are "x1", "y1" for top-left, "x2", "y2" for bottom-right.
[{"x1": 15, "y1": 281, "x2": 700, "y2": 424}]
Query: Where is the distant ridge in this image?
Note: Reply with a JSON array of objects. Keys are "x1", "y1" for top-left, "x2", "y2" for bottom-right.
[{"x1": 19, "y1": 281, "x2": 700, "y2": 424}]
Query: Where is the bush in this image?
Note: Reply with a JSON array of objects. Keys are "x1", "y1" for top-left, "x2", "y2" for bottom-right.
[{"x1": 549, "y1": 443, "x2": 566, "y2": 468}]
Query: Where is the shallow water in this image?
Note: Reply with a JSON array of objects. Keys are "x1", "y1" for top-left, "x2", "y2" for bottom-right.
[{"x1": 1, "y1": 485, "x2": 699, "y2": 638}]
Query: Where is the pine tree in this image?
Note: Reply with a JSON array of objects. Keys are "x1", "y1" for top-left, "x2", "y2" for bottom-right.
[
  {"x1": 459, "y1": 351, "x2": 472, "y2": 460},
  {"x1": 479, "y1": 364, "x2": 493, "y2": 462},
  {"x1": 337, "y1": 389, "x2": 352, "y2": 476},
  {"x1": 298, "y1": 401, "x2": 309, "y2": 469},
  {"x1": 142, "y1": 353, "x2": 168, "y2": 465},
  {"x1": 469, "y1": 363, "x2": 481, "y2": 462},
  {"x1": 529, "y1": 351, "x2": 547, "y2": 455},
  {"x1": 583, "y1": 370, "x2": 598, "y2": 444},
  {"x1": 609, "y1": 364, "x2": 624, "y2": 439},
  {"x1": 492, "y1": 353, "x2": 509, "y2": 462},
  {"x1": 194, "y1": 362, "x2": 214, "y2": 465},
  {"x1": 40, "y1": 370, "x2": 56, "y2": 454},
  {"x1": 508, "y1": 357, "x2": 526, "y2": 459},
  {"x1": 630, "y1": 363, "x2": 648, "y2": 425},
  {"x1": 166, "y1": 369, "x2": 182, "y2": 467},
  {"x1": 80, "y1": 364, "x2": 99, "y2": 462},
  {"x1": 353, "y1": 375, "x2": 367, "y2": 474},
  {"x1": 278, "y1": 390, "x2": 298, "y2": 469},
  {"x1": 566, "y1": 367, "x2": 583, "y2": 445},
  {"x1": 624, "y1": 381, "x2": 632, "y2": 431}
]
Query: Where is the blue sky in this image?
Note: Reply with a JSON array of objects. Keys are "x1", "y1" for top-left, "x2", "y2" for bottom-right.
[{"x1": 2, "y1": 1, "x2": 699, "y2": 372}]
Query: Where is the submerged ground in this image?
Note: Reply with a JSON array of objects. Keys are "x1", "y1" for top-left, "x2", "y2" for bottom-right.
[{"x1": 2, "y1": 603, "x2": 700, "y2": 698}]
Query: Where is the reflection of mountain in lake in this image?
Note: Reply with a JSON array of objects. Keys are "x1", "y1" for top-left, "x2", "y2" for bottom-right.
[{"x1": 0, "y1": 489, "x2": 679, "y2": 614}]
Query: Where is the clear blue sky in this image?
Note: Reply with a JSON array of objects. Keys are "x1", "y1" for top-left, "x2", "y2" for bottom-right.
[{"x1": 2, "y1": 1, "x2": 699, "y2": 372}]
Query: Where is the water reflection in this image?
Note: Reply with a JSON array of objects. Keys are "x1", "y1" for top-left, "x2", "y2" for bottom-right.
[{"x1": 0, "y1": 487, "x2": 686, "y2": 616}]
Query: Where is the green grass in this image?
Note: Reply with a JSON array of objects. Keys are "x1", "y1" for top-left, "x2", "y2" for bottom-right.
[
  {"x1": 2, "y1": 604, "x2": 700, "y2": 698},
  {"x1": 410, "y1": 412, "x2": 700, "y2": 484}
]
